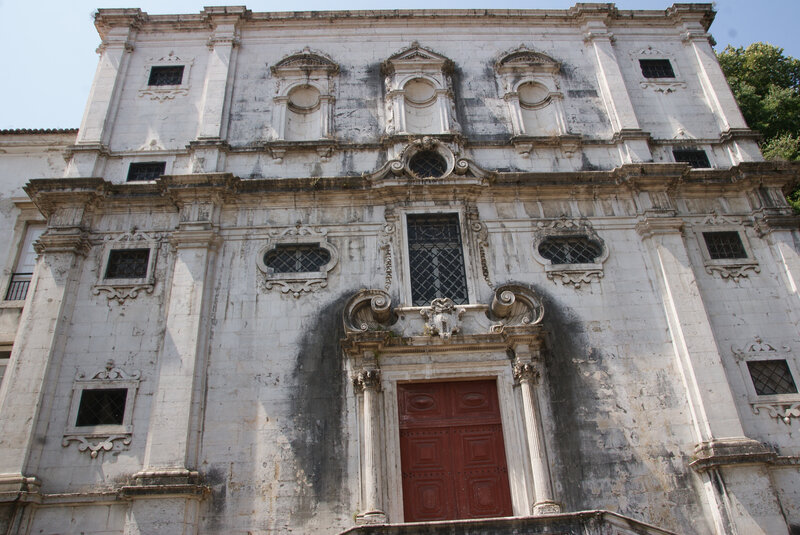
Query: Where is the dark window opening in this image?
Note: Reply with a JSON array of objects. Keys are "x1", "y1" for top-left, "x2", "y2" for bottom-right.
[
  {"x1": 76, "y1": 388, "x2": 127, "y2": 426},
  {"x1": 639, "y1": 59, "x2": 675, "y2": 78},
  {"x1": 4, "y1": 272, "x2": 32, "y2": 301},
  {"x1": 539, "y1": 237, "x2": 602, "y2": 265},
  {"x1": 127, "y1": 162, "x2": 166, "y2": 182},
  {"x1": 148, "y1": 65, "x2": 184, "y2": 86},
  {"x1": 673, "y1": 149, "x2": 711, "y2": 168},
  {"x1": 105, "y1": 249, "x2": 150, "y2": 279},
  {"x1": 703, "y1": 232, "x2": 747, "y2": 260},
  {"x1": 747, "y1": 360, "x2": 798, "y2": 396},
  {"x1": 407, "y1": 213, "x2": 468, "y2": 306},
  {"x1": 408, "y1": 151, "x2": 448, "y2": 178},
  {"x1": 264, "y1": 244, "x2": 331, "y2": 273}
]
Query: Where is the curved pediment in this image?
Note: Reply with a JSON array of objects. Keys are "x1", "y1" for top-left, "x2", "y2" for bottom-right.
[
  {"x1": 496, "y1": 48, "x2": 560, "y2": 74},
  {"x1": 271, "y1": 48, "x2": 339, "y2": 75}
]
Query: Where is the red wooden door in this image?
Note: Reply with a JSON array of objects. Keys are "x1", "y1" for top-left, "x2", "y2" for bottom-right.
[{"x1": 398, "y1": 380, "x2": 513, "y2": 522}]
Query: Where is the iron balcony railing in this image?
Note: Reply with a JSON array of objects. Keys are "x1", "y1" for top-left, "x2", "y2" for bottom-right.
[{"x1": 5, "y1": 272, "x2": 32, "y2": 301}]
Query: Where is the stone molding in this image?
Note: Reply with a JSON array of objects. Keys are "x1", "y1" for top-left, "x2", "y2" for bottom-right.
[
  {"x1": 532, "y1": 217, "x2": 608, "y2": 289},
  {"x1": 93, "y1": 230, "x2": 162, "y2": 303},
  {"x1": 690, "y1": 438, "x2": 777, "y2": 473}
]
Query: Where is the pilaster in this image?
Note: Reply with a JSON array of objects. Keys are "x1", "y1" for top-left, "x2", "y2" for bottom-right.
[
  {"x1": 353, "y1": 365, "x2": 386, "y2": 525},
  {"x1": 582, "y1": 18, "x2": 651, "y2": 163}
]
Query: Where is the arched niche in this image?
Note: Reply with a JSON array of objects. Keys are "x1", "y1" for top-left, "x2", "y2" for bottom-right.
[
  {"x1": 382, "y1": 43, "x2": 460, "y2": 135},
  {"x1": 270, "y1": 49, "x2": 338, "y2": 141}
]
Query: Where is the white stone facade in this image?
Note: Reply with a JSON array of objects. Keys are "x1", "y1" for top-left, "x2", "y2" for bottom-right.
[{"x1": 0, "y1": 4, "x2": 799, "y2": 535}]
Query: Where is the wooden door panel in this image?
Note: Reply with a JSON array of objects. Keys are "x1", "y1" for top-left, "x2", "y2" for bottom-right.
[{"x1": 398, "y1": 380, "x2": 513, "y2": 522}]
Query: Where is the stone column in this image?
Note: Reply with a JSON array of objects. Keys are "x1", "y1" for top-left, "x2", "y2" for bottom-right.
[
  {"x1": 68, "y1": 10, "x2": 139, "y2": 177},
  {"x1": 319, "y1": 95, "x2": 334, "y2": 139},
  {"x1": 512, "y1": 347, "x2": 560, "y2": 515},
  {"x1": 637, "y1": 215, "x2": 788, "y2": 535},
  {"x1": 353, "y1": 368, "x2": 386, "y2": 524},
  {"x1": 504, "y1": 93, "x2": 524, "y2": 136},
  {"x1": 582, "y1": 18, "x2": 651, "y2": 163},
  {"x1": 0, "y1": 187, "x2": 96, "y2": 523}
]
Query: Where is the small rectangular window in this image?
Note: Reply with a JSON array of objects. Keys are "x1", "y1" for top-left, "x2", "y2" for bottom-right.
[
  {"x1": 703, "y1": 231, "x2": 747, "y2": 260},
  {"x1": 407, "y1": 213, "x2": 468, "y2": 306},
  {"x1": 639, "y1": 59, "x2": 675, "y2": 78},
  {"x1": 76, "y1": 388, "x2": 128, "y2": 427},
  {"x1": 127, "y1": 162, "x2": 166, "y2": 182},
  {"x1": 148, "y1": 65, "x2": 184, "y2": 86},
  {"x1": 0, "y1": 350, "x2": 10, "y2": 389},
  {"x1": 673, "y1": 149, "x2": 711, "y2": 168},
  {"x1": 747, "y1": 360, "x2": 798, "y2": 396},
  {"x1": 105, "y1": 249, "x2": 150, "y2": 279}
]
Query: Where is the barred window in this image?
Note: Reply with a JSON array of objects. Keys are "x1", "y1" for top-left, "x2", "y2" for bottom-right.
[
  {"x1": 747, "y1": 360, "x2": 798, "y2": 396},
  {"x1": 539, "y1": 237, "x2": 602, "y2": 265},
  {"x1": 264, "y1": 244, "x2": 331, "y2": 273},
  {"x1": 76, "y1": 388, "x2": 128, "y2": 427},
  {"x1": 408, "y1": 151, "x2": 447, "y2": 178},
  {"x1": 673, "y1": 149, "x2": 710, "y2": 168},
  {"x1": 105, "y1": 249, "x2": 150, "y2": 279},
  {"x1": 407, "y1": 213, "x2": 468, "y2": 306},
  {"x1": 148, "y1": 65, "x2": 184, "y2": 86},
  {"x1": 127, "y1": 162, "x2": 166, "y2": 182},
  {"x1": 639, "y1": 59, "x2": 675, "y2": 78},
  {"x1": 703, "y1": 232, "x2": 747, "y2": 260}
]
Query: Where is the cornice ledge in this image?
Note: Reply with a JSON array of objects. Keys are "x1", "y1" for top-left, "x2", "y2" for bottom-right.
[
  {"x1": 0, "y1": 473, "x2": 42, "y2": 503},
  {"x1": 24, "y1": 177, "x2": 108, "y2": 219},
  {"x1": 120, "y1": 469, "x2": 209, "y2": 499},
  {"x1": 635, "y1": 216, "x2": 684, "y2": 238},
  {"x1": 690, "y1": 437, "x2": 777, "y2": 473},
  {"x1": 719, "y1": 128, "x2": 761, "y2": 143}
]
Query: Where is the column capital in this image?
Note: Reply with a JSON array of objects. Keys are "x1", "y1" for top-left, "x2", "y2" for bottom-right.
[
  {"x1": 353, "y1": 369, "x2": 381, "y2": 393},
  {"x1": 513, "y1": 361, "x2": 540, "y2": 385}
]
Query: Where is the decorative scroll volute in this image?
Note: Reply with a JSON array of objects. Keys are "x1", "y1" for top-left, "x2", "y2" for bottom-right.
[
  {"x1": 343, "y1": 289, "x2": 395, "y2": 333},
  {"x1": 489, "y1": 284, "x2": 544, "y2": 330}
]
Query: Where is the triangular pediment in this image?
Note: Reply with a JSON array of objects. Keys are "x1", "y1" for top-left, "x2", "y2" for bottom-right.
[{"x1": 386, "y1": 42, "x2": 451, "y2": 69}]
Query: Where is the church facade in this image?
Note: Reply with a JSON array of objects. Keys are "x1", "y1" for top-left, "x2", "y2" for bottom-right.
[{"x1": 1, "y1": 4, "x2": 799, "y2": 534}]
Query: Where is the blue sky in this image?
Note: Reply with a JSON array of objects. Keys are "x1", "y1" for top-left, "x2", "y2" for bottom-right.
[{"x1": 1, "y1": 0, "x2": 798, "y2": 130}]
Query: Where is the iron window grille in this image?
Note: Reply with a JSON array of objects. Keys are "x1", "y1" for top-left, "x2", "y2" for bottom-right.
[
  {"x1": 539, "y1": 237, "x2": 602, "y2": 265},
  {"x1": 75, "y1": 388, "x2": 128, "y2": 427},
  {"x1": 127, "y1": 162, "x2": 166, "y2": 182},
  {"x1": 148, "y1": 65, "x2": 184, "y2": 86},
  {"x1": 747, "y1": 360, "x2": 798, "y2": 396},
  {"x1": 105, "y1": 249, "x2": 150, "y2": 279},
  {"x1": 673, "y1": 149, "x2": 710, "y2": 168},
  {"x1": 407, "y1": 213, "x2": 469, "y2": 306},
  {"x1": 639, "y1": 59, "x2": 675, "y2": 78},
  {"x1": 703, "y1": 232, "x2": 747, "y2": 260},
  {"x1": 408, "y1": 151, "x2": 448, "y2": 178},
  {"x1": 264, "y1": 244, "x2": 331, "y2": 273},
  {"x1": 4, "y1": 272, "x2": 32, "y2": 301}
]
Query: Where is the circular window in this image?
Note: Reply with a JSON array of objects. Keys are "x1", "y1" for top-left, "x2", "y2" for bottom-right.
[
  {"x1": 408, "y1": 150, "x2": 448, "y2": 178},
  {"x1": 287, "y1": 85, "x2": 321, "y2": 111},
  {"x1": 403, "y1": 78, "x2": 436, "y2": 105},
  {"x1": 518, "y1": 82, "x2": 550, "y2": 107}
]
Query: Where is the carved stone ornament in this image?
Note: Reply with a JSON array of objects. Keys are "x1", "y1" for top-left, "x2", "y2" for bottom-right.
[
  {"x1": 93, "y1": 230, "x2": 161, "y2": 303},
  {"x1": 512, "y1": 361, "x2": 540, "y2": 384},
  {"x1": 256, "y1": 223, "x2": 339, "y2": 298},
  {"x1": 353, "y1": 369, "x2": 382, "y2": 392},
  {"x1": 489, "y1": 284, "x2": 545, "y2": 333},
  {"x1": 379, "y1": 208, "x2": 397, "y2": 291},
  {"x1": 705, "y1": 264, "x2": 760, "y2": 282},
  {"x1": 466, "y1": 204, "x2": 492, "y2": 289},
  {"x1": 733, "y1": 337, "x2": 800, "y2": 425},
  {"x1": 63, "y1": 360, "x2": 141, "y2": 458},
  {"x1": 532, "y1": 217, "x2": 608, "y2": 289},
  {"x1": 343, "y1": 289, "x2": 395, "y2": 333},
  {"x1": 420, "y1": 297, "x2": 465, "y2": 340},
  {"x1": 364, "y1": 137, "x2": 495, "y2": 184},
  {"x1": 694, "y1": 218, "x2": 760, "y2": 283}
]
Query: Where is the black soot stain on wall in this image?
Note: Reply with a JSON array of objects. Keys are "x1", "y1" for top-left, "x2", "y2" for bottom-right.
[{"x1": 288, "y1": 291, "x2": 352, "y2": 519}]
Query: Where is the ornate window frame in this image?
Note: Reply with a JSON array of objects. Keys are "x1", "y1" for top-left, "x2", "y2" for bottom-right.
[
  {"x1": 495, "y1": 48, "x2": 576, "y2": 157},
  {"x1": 382, "y1": 42, "x2": 459, "y2": 136},
  {"x1": 138, "y1": 53, "x2": 194, "y2": 101},
  {"x1": 93, "y1": 231, "x2": 160, "y2": 303},
  {"x1": 397, "y1": 207, "x2": 480, "y2": 308},
  {"x1": 630, "y1": 46, "x2": 686, "y2": 93},
  {"x1": 62, "y1": 360, "x2": 141, "y2": 458},
  {"x1": 268, "y1": 48, "x2": 339, "y2": 158},
  {"x1": 693, "y1": 215, "x2": 759, "y2": 282},
  {"x1": 733, "y1": 337, "x2": 800, "y2": 425},
  {"x1": 256, "y1": 224, "x2": 339, "y2": 298},
  {"x1": 532, "y1": 218, "x2": 608, "y2": 288}
]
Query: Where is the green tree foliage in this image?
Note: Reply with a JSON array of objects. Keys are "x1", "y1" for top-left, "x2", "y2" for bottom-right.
[{"x1": 717, "y1": 43, "x2": 800, "y2": 209}]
